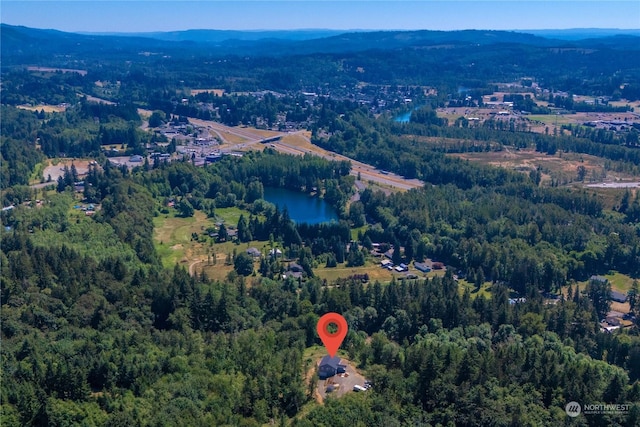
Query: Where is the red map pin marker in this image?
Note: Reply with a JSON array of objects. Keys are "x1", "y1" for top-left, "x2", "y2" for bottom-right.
[{"x1": 317, "y1": 312, "x2": 348, "y2": 357}]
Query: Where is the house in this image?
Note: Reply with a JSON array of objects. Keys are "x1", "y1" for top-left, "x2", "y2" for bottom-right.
[
  {"x1": 590, "y1": 275, "x2": 608, "y2": 284},
  {"x1": 129, "y1": 154, "x2": 144, "y2": 162},
  {"x1": 414, "y1": 262, "x2": 431, "y2": 273},
  {"x1": 269, "y1": 248, "x2": 283, "y2": 258},
  {"x1": 318, "y1": 355, "x2": 346, "y2": 379},
  {"x1": 284, "y1": 262, "x2": 304, "y2": 279},
  {"x1": 288, "y1": 263, "x2": 304, "y2": 273},
  {"x1": 246, "y1": 247, "x2": 261, "y2": 258},
  {"x1": 381, "y1": 259, "x2": 393, "y2": 268},
  {"x1": 611, "y1": 290, "x2": 627, "y2": 303}
]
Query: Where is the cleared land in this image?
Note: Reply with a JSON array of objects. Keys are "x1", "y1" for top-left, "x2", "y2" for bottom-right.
[
  {"x1": 17, "y1": 104, "x2": 67, "y2": 113},
  {"x1": 302, "y1": 346, "x2": 368, "y2": 403},
  {"x1": 190, "y1": 88, "x2": 225, "y2": 96},
  {"x1": 37, "y1": 159, "x2": 98, "y2": 184},
  {"x1": 450, "y1": 148, "x2": 639, "y2": 186},
  {"x1": 153, "y1": 210, "x2": 227, "y2": 269},
  {"x1": 27, "y1": 66, "x2": 87, "y2": 75}
]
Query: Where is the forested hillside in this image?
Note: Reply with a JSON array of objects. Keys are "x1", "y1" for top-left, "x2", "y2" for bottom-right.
[{"x1": 2, "y1": 25, "x2": 640, "y2": 426}]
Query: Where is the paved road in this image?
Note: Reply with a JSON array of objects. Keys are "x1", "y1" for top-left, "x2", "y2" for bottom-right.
[
  {"x1": 273, "y1": 137, "x2": 423, "y2": 191},
  {"x1": 137, "y1": 110, "x2": 423, "y2": 191}
]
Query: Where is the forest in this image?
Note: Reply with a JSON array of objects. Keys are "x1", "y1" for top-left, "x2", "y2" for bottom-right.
[{"x1": 2, "y1": 25, "x2": 640, "y2": 426}]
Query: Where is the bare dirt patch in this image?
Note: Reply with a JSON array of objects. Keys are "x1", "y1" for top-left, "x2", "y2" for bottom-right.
[
  {"x1": 42, "y1": 159, "x2": 98, "y2": 182},
  {"x1": 190, "y1": 88, "x2": 225, "y2": 96}
]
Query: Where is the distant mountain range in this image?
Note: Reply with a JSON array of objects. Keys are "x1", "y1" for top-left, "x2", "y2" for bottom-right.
[
  {"x1": 82, "y1": 29, "x2": 348, "y2": 43},
  {"x1": 2, "y1": 24, "x2": 639, "y2": 64},
  {"x1": 523, "y1": 28, "x2": 640, "y2": 40}
]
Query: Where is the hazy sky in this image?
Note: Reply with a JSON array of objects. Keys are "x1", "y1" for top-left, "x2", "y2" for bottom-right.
[{"x1": 2, "y1": 1, "x2": 639, "y2": 33}]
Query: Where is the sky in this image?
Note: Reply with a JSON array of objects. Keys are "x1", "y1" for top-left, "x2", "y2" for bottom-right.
[{"x1": 1, "y1": 1, "x2": 639, "y2": 33}]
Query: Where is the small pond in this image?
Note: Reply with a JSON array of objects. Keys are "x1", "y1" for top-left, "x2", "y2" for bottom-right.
[{"x1": 263, "y1": 187, "x2": 338, "y2": 224}]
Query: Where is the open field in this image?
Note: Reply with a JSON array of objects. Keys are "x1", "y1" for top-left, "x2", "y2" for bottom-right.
[
  {"x1": 38, "y1": 158, "x2": 98, "y2": 183},
  {"x1": 190, "y1": 88, "x2": 225, "y2": 96},
  {"x1": 314, "y1": 262, "x2": 393, "y2": 283},
  {"x1": 27, "y1": 66, "x2": 87, "y2": 75},
  {"x1": 457, "y1": 280, "x2": 493, "y2": 299},
  {"x1": 154, "y1": 206, "x2": 268, "y2": 274},
  {"x1": 153, "y1": 210, "x2": 229, "y2": 269},
  {"x1": 17, "y1": 104, "x2": 67, "y2": 113},
  {"x1": 450, "y1": 148, "x2": 639, "y2": 186},
  {"x1": 584, "y1": 271, "x2": 638, "y2": 294}
]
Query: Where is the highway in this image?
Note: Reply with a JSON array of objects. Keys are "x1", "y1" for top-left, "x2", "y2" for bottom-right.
[{"x1": 139, "y1": 109, "x2": 424, "y2": 191}]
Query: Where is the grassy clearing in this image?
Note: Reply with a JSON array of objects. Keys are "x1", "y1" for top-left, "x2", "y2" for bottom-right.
[
  {"x1": 153, "y1": 204, "x2": 266, "y2": 272},
  {"x1": 314, "y1": 262, "x2": 393, "y2": 282},
  {"x1": 527, "y1": 114, "x2": 575, "y2": 126},
  {"x1": 458, "y1": 279, "x2": 493, "y2": 299},
  {"x1": 570, "y1": 271, "x2": 636, "y2": 295},
  {"x1": 213, "y1": 206, "x2": 246, "y2": 225},
  {"x1": 603, "y1": 271, "x2": 637, "y2": 293},
  {"x1": 154, "y1": 210, "x2": 215, "y2": 268},
  {"x1": 350, "y1": 225, "x2": 368, "y2": 241},
  {"x1": 29, "y1": 162, "x2": 46, "y2": 184},
  {"x1": 17, "y1": 104, "x2": 67, "y2": 113}
]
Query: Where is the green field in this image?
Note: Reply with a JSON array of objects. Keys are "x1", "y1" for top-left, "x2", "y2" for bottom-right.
[
  {"x1": 457, "y1": 279, "x2": 493, "y2": 299},
  {"x1": 153, "y1": 211, "x2": 214, "y2": 268},
  {"x1": 213, "y1": 206, "x2": 246, "y2": 225},
  {"x1": 583, "y1": 271, "x2": 637, "y2": 293}
]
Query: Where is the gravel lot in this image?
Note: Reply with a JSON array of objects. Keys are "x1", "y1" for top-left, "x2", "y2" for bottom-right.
[{"x1": 317, "y1": 358, "x2": 368, "y2": 401}]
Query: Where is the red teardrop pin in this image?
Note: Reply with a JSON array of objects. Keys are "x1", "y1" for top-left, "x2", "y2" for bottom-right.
[{"x1": 317, "y1": 312, "x2": 348, "y2": 357}]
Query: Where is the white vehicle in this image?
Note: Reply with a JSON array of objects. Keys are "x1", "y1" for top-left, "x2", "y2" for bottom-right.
[{"x1": 353, "y1": 385, "x2": 367, "y2": 392}]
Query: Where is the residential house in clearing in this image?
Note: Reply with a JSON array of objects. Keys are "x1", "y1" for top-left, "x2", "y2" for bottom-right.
[
  {"x1": 246, "y1": 247, "x2": 261, "y2": 257},
  {"x1": 318, "y1": 355, "x2": 346, "y2": 379},
  {"x1": 414, "y1": 262, "x2": 431, "y2": 273},
  {"x1": 611, "y1": 290, "x2": 627, "y2": 303}
]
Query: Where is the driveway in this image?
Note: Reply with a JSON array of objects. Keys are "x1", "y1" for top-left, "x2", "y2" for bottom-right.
[{"x1": 316, "y1": 358, "x2": 368, "y2": 401}]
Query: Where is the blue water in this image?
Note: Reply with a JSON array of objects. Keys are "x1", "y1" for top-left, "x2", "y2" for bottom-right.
[{"x1": 263, "y1": 187, "x2": 338, "y2": 224}]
